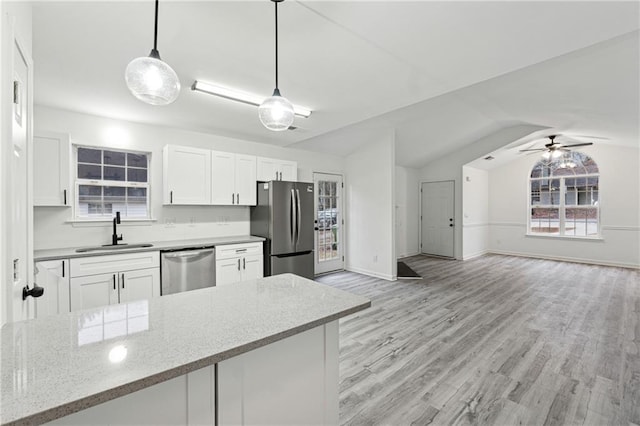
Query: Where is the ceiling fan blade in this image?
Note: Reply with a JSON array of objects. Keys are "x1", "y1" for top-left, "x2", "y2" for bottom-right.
[
  {"x1": 562, "y1": 142, "x2": 594, "y2": 148},
  {"x1": 519, "y1": 148, "x2": 546, "y2": 152}
]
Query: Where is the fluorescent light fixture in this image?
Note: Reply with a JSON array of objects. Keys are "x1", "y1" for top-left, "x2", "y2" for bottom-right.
[{"x1": 192, "y1": 80, "x2": 312, "y2": 118}]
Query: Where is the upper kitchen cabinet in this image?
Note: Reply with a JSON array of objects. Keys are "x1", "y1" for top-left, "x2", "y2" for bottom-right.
[
  {"x1": 256, "y1": 157, "x2": 297, "y2": 182},
  {"x1": 34, "y1": 132, "x2": 71, "y2": 206},
  {"x1": 163, "y1": 145, "x2": 212, "y2": 205},
  {"x1": 211, "y1": 151, "x2": 257, "y2": 206}
]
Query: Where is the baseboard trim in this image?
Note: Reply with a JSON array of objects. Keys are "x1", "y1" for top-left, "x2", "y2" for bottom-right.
[
  {"x1": 488, "y1": 249, "x2": 640, "y2": 269},
  {"x1": 397, "y1": 251, "x2": 420, "y2": 260},
  {"x1": 345, "y1": 266, "x2": 396, "y2": 281},
  {"x1": 462, "y1": 250, "x2": 489, "y2": 260}
]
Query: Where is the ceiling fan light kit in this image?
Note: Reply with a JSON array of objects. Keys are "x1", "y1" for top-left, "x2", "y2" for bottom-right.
[
  {"x1": 125, "y1": 0, "x2": 181, "y2": 106},
  {"x1": 259, "y1": 0, "x2": 296, "y2": 131}
]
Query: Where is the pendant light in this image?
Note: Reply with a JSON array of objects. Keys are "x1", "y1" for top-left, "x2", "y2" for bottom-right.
[
  {"x1": 259, "y1": 0, "x2": 295, "y2": 131},
  {"x1": 125, "y1": 0, "x2": 180, "y2": 105}
]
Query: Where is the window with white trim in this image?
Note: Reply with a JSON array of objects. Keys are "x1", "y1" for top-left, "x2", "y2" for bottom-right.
[
  {"x1": 528, "y1": 151, "x2": 599, "y2": 237},
  {"x1": 74, "y1": 146, "x2": 150, "y2": 219}
]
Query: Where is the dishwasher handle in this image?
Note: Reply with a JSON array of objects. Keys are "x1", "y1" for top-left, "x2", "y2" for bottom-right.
[{"x1": 162, "y1": 249, "x2": 214, "y2": 261}]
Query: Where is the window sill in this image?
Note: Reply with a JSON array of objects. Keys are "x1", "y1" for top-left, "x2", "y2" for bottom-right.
[
  {"x1": 67, "y1": 218, "x2": 157, "y2": 227},
  {"x1": 525, "y1": 233, "x2": 604, "y2": 242}
]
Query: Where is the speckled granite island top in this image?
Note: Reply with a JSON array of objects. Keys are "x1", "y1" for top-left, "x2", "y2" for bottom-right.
[{"x1": 0, "y1": 274, "x2": 371, "y2": 425}]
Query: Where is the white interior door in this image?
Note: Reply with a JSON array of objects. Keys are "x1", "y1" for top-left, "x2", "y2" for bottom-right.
[
  {"x1": 421, "y1": 181, "x2": 455, "y2": 258},
  {"x1": 8, "y1": 33, "x2": 34, "y2": 322},
  {"x1": 313, "y1": 173, "x2": 344, "y2": 275}
]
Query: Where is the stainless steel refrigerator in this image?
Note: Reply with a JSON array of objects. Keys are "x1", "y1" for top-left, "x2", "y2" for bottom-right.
[{"x1": 250, "y1": 181, "x2": 315, "y2": 279}]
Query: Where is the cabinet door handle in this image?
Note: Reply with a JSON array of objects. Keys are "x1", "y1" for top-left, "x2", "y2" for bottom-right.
[
  {"x1": 279, "y1": 172, "x2": 282, "y2": 180},
  {"x1": 237, "y1": 259, "x2": 241, "y2": 271},
  {"x1": 113, "y1": 274, "x2": 116, "y2": 290},
  {"x1": 232, "y1": 193, "x2": 235, "y2": 204},
  {"x1": 63, "y1": 189, "x2": 67, "y2": 205},
  {"x1": 122, "y1": 273, "x2": 125, "y2": 289},
  {"x1": 243, "y1": 258, "x2": 246, "y2": 270},
  {"x1": 237, "y1": 193, "x2": 240, "y2": 204},
  {"x1": 62, "y1": 260, "x2": 65, "y2": 278},
  {"x1": 170, "y1": 191, "x2": 173, "y2": 204},
  {"x1": 275, "y1": 171, "x2": 279, "y2": 180}
]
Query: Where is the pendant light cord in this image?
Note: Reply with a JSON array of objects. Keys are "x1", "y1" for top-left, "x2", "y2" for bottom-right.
[
  {"x1": 274, "y1": 0, "x2": 279, "y2": 90},
  {"x1": 153, "y1": 0, "x2": 159, "y2": 51}
]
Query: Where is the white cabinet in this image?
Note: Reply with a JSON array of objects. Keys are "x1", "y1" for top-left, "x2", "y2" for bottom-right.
[
  {"x1": 256, "y1": 156, "x2": 297, "y2": 182},
  {"x1": 49, "y1": 366, "x2": 215, "y2": 426},
  {"x1": 34, "y1": 259, "x2": 70, "y2": 318},
  {"x1": 70, "y1": 251, "x2": 160, "y2": 311},
  {"x1": 163, "y1": 145, "x2": 211, "y2": 205},
  {"x1": 211, "y1": 151, "x2": 235, "y2": 205},
  {"x1": 34, "y1": 132, "x2": 70, "y2": 206},
  {"x1": 215, "y1": 242, "x2": 263, "y2": 286},
  {"x1": 235, "y1": 154, "x2": 258, "y2": 205},
  {"x1": 218, "y1": 321, "x2": 339, "y2": 425},
  {"x1": 211, "y1": 151, "x2": 257, "y2": 206}
]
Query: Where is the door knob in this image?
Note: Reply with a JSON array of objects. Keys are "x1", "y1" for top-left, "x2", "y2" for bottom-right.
[
  {"x1": 314, "y1": 227, "x2": 319, "y2": 231},
  {"x1": 22, "y1": 284, "x2": 44, "y2": 300},
  {"x1": 449, "y1": 224, "x2": 454, "y2": 227}
]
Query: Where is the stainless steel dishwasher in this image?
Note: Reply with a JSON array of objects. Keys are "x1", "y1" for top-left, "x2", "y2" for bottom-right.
[{"x1": 160, "y1": 247, "x2": 216, "y2": 295}]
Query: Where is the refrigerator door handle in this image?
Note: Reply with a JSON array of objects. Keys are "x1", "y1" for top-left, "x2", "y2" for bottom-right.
[
  {"x1": 290, "y1": 188, "x2": 297, "y2": 246},
  {"x1": 295, "y1": 188, "x2": 302, "y2": 248}
]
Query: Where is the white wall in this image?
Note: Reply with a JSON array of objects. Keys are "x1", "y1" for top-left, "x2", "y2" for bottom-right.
[
  {"x1": 395, "y1": 166, "x2": 419, "y2": 258},
  {"x1": 420, "y1": 124, "x2": 546, "y2": 259},
  {"x1": 488, "y1": 144, "x2": 640, "y2": 268},
  {"x1": 33, "y1": 106, "x2": 344, "y2": 250},
  {"x1": 462, "y1": 166, "x2": 489, "y2": 259},
  {"x1": 345, "y1": 132, "x2": 396, "y2": 280},
  {"x1": 1, "y1": 2, "x2": 33, "y2": 325}
]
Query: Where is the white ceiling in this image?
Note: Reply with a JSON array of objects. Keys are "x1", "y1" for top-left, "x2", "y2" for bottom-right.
[{"x1": 32, "y1": 1, "x2": 640, "y2": 168}]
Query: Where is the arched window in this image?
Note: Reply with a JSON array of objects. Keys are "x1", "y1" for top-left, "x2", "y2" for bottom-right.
[{"x1": 529, "y1": 151, "x2": 599, "y2": 237}]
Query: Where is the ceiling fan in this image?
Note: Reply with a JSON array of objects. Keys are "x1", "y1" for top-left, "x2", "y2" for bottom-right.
[{"x1": 519, "y1": 135, "x2": 593, "y2": 158}]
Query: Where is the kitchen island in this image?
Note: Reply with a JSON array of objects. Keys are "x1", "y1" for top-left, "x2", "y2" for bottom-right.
[{"x1": 0, "y1": 274, "x2": 370, "y2": 425}]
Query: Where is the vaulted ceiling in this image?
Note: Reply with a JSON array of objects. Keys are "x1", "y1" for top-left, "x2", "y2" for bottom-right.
[{"x1": 33, "y1": 1, "x2": 639, "y2": 168}]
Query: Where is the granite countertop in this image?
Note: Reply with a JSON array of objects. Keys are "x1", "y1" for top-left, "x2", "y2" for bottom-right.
[
  {"x1": 0, "y1": 274, "x2": 371, "y2": 425},
  {"x1": 34, "y1": 235, "x2": 265, "y2": 261}
]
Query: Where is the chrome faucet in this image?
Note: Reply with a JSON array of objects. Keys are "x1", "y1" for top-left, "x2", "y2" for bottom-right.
[{"x1": 112, "y1": 211, "x2": 123, "y2": 245}]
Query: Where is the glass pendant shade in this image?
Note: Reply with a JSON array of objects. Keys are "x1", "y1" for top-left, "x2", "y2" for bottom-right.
[
  {"x1": 125, "y1": 51, "x2": 180, "y2": 106},
  {"x1": 259, "y1": 89, "x2": 295, "y2": 131}
]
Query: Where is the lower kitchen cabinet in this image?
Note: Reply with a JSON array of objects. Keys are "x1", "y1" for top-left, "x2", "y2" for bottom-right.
[
  {"x1": 215, "y1": 242, "x2": 263, "y2": 286},
  {"x1": 69, "y1": 268, "x2": 160, "y2": 311},
  {"x1": 47, "y1": 366, "x2": 215, "y2": 426},
  {"x1": 34, "y1": 259, "x2": 70, "y2": 318},
  {"x1": 69, "y1": 251, "x2": 160, "y2": 311},
  {"x1": 48, "y1": 322, "x2": 338, "y2": 425}
]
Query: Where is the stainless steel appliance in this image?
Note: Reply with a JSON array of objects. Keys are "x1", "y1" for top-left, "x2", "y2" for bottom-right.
[
  {"x1": 250, "y1": 181, "x2": 315, "y2": 279},
  {"x1": 160, "y1": 248, "x2": 216, "y2": 295}
]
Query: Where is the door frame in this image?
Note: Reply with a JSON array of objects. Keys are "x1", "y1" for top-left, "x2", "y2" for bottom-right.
[
  {"x1": 419, "y1": 180, "x2": 455, "y2": 259},
  {"x1": 313, "y1": 172, "x2": 345, "y2": 275}
]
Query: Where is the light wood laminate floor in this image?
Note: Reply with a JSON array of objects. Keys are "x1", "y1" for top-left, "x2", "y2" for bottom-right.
[{"x1": 316, "y1": 254, "x2": 640, "y2": 425}]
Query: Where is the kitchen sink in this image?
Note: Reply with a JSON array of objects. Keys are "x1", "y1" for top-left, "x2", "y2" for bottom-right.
[{"x1": 75, "y1": 243, "x2": 154, "y2": 253}]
